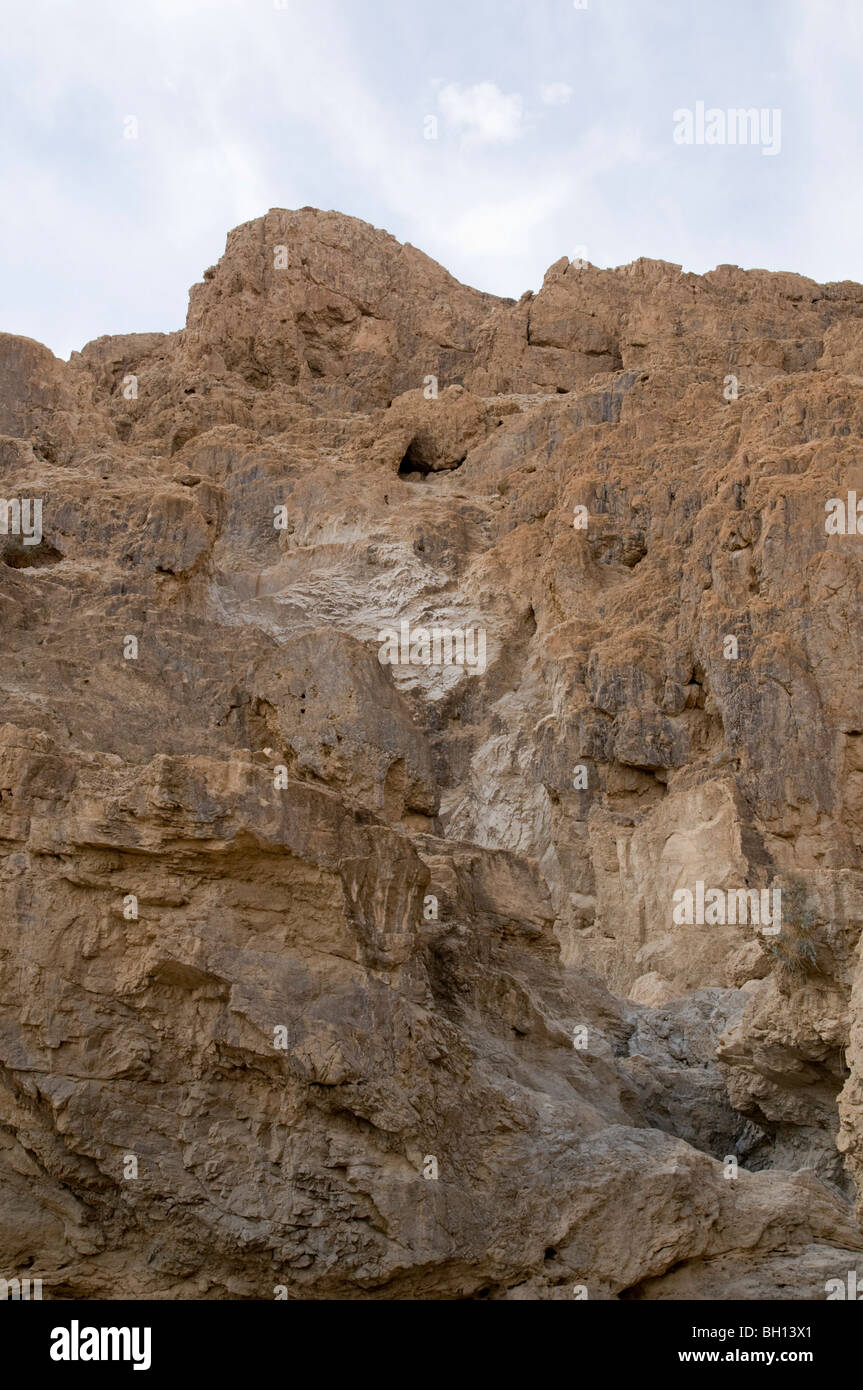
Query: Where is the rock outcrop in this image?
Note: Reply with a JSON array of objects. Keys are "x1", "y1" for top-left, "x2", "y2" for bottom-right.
[{"x1": 3, "y1": 207, "x2": 863, "y2": 1299}]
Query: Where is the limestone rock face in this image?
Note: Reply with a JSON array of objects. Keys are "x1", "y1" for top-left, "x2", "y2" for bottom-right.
[
  {"x1": 3, "y1": 208, "x2": 863, "y2": 1299},
  {"x1": 182, "y1": 208, "x2": 502, "y2": 412}
]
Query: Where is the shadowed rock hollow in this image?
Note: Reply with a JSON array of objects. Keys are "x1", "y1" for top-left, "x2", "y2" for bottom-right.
[{"x1": 3, "y1": 207, "x2": 863, "y2": 1299}]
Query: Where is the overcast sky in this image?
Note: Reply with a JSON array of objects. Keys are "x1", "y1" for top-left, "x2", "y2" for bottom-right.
[{"x1": 3, "y1": 0, "x2": 862, "y2": 359}]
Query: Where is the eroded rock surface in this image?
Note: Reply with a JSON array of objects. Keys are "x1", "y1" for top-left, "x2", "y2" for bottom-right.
[{"x1": 2, "y1": 208, "x2": 863, "y2": 1299}]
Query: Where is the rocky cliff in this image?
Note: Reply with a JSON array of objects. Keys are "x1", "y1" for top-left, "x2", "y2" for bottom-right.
[{"x1": 3, "y1": 207, "x2": 863, "y2": 1299}]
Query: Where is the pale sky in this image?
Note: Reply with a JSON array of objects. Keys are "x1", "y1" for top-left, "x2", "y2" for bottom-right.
[{"x1": 2, "y1": 0, "x2": 862, "y2": 359}]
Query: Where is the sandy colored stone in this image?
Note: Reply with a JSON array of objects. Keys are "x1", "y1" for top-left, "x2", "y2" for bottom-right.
[{"x1": 1, "y1": 208, "x2": 863, "y2": 1298}]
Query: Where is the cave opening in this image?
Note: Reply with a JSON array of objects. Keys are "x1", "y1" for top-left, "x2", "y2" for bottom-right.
[{"x1": 398, "y1": 440, "x2": 430, "y2": 478}]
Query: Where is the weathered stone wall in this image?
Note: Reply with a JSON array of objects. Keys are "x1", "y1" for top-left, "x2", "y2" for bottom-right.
[{"x1": 2, "y1": 209, "x2": 863, "y2": 1298}]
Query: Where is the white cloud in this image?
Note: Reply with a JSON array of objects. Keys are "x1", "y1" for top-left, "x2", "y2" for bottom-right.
[
  {"x1": 539, "y1": 82, "x2": 573, "y2": 107},
  {"x1": 437, "y1": 82, "x2": 524, "y2": 144}
]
